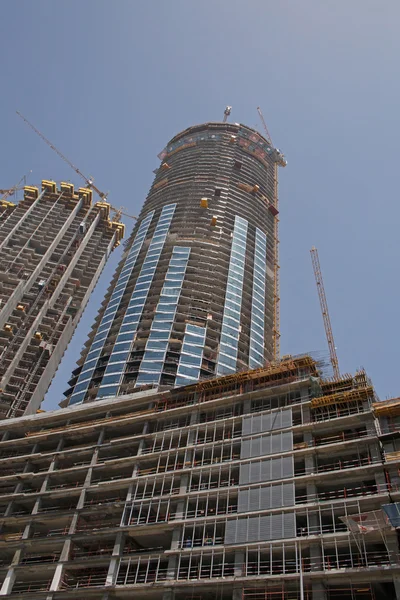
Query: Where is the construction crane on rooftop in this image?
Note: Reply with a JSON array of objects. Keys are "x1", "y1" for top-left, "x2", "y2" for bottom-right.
[
  {"x1": 0, "y1": 171, "x2": 32, "y2": 203},
  {"x1": 16, "y1": 111, "x2": 137, "y2": 222},
  {"x1": 310, "y1": 246, "x2": 340, "y2": 379},
  {"x1": 257, "y1": 106, "x2": 273, "y2": 146},
  {"x1": 0, "y1": 187, "x2": 23, "y2": 197}
]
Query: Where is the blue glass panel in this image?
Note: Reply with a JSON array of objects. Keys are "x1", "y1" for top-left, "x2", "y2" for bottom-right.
[
  {"x1": 146, "y1": 340, "x2": 169, "y2": 350},
  {"x1": 101, "y1": 374, "x2": 122, "y2": 385},
  {"x1": 142, "y1": 350, "x2": 166, "y2": 361},
  {"x1": 216, "y1": 216, "x2": 248, "y2": 375},
  {"x1": 69, "y1": 392, "x2": 86, "y2": 405},
  {"x1": 98, "y1": 205, "x2": 177, "y2": 397},
  {"x1": 140, "y1": 361, "x2": 164, "y2": 372},
  {"x1": 177, "y1": 364, "x2": 200, "y2": 378},
  {"x1": 97, "y1": 385, "x2": 119, "y2": 398},
  {"x1": 136, "y1": 373, "x2": 160, "y2": 385},
  {"x1": 179, "y1": 353, "x2": 202, "y2": 367},
  {"x1": 135, "y1": 245, "x2": 190, "y2": 386},
  {"x1": 181, "y1": 344, "x2": 203, "y2": 357},
  {"x1": 249, "y1": 227, "x2": 267, "y2": 369},
  {"x1": 108, "y1": 350, "x2": 130, "y2": 362},
  {"x1": 68, "y1": 211, "x2": 154, "y2": 403}
]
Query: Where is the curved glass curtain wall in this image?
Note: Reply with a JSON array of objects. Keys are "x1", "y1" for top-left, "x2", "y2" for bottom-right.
[
  {"x1": 97, "y1": 203, "x2": 176, "y2": 398},
  {"x1": 249, "y1": 228, "x2": 267, "y2": 368},
  {"x1": 135, "y1": 245, "x2": 191, "y2": 386},
  {"x1": 216, "y1": 215, "x2": 248, "y2": 375},
  {"x1": 68, "y1": 212, "x2": 154, "y2": 405},
  {"x1": 175, "y1": 324, "x2": 207, "y2": 387}
]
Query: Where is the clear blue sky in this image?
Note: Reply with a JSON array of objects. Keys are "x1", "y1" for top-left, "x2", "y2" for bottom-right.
[{"x1": 0, "y1": 1, "x2": 398, "y2": 409}]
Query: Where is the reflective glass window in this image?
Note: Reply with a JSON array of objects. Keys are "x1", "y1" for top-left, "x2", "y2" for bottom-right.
[
  {"x1": 69, "y1": 392, "x2": 86, "y2": 405},
  {"x1": 97, "y1": 385, "x2": 119, "y2": 398}
]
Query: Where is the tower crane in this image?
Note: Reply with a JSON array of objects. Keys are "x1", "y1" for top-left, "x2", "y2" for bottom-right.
[
  {"x1": 0, "y1": 171, "x2": 32, "y2": 202},
  {"x1": 16, "y1": 111, "x2": 137, "y2": 222},
  {"x1": 257, "y1": 106, "x2": 273, "y2": 146},
  {"x1": 310, "y1": 246, "x2": 340, "y2": 379}
]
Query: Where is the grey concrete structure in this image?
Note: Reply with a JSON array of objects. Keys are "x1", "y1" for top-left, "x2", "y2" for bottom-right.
[
  {"x1": 64, "y1": 121, "x2": 286, "y2": 407},
  {"x1": 0, "y1": 355, "x2": 399, "y2": 599},
  {"x1": 0, "y1": 181, "x2": 124, "y2": 418}
]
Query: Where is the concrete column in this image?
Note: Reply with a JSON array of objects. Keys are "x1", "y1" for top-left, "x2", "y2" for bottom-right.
[
  {"x1": 137, "y1": 439, "x2": 145, "y2": 455},
  {"x1": 234, "y1": 550, "x2": 245, "y2": 577},
  {"x1": 125, "y1": 483, "x2": 134, "y2": 503},
  {"x1": 32, "y1": 496, "x2": 42, "y2": 515},
  {"x1": 232, "y1": 586, "x2": 243, "y2": 600},
  {"x1": 174, "y1": 500, "x2": 186, "y2": 520},
  {"x1": 312, "y1": 581, "x2": 327, "y2": 600},
  {"x1": 306, "y1": 481, "x2": 317, "y2": 504},
  {"x1": 162, "y1": 590, "x2": 174, "y2": 600},
  {"x1": 46, "y1": 537, "x2": 73, "y2": 595},
  {"x1": 179, "y1": 474, "x2": 189, "y2": 494},
  {"x1": 97, "y1": 428, "x2": 105, "y2": 446},
  {"x1": 187, "y1": 410, "x2": 199, "y2": 445},
  {"x1": 105, "y1": 532, "x2": 124, "y2": 586},
  {"x1": 243, "y1": 399, "x2": 251, "y2": 415},
  {"x1": 304, "y1": 431, "x2": 314, "y2": 447},
  {"x1": 21, "y1": 522, "x2": 31, "y2": 540},
  {"x1": 302, "y1": 405, "x2": 311, "y2": 424},
  {"x1": 166, "y1": 555, "x2": 177, "y2": 580},
  {"x1": 170, "y1": 527, "x2": 181, "y2": 551},
  {"x1": 309, "y1": 541, "x2": 323, "y2": 571},
  {"x1": 0, "y1": 568, "x2": 16, "y2": 596},
  {"x1": 393, "y1": 575, "x2": 400, "y2": 600},
  {"x1": 76, "y1": 487, "x2": 87, "y2": 510},
  {"x1": 305, "y1": 452, "x2": 315, "y2": 475},
  {"x1": 49, "y1": 564, "x2": 64, "y2": 592},
  {"x1": 59, "y1": 539, "x2": 73, "y2": 562}
]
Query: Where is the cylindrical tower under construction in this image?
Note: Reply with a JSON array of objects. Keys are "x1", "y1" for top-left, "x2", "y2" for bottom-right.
[{"x1": 65, "y1": 121, "x2": 286, "y2": 405}]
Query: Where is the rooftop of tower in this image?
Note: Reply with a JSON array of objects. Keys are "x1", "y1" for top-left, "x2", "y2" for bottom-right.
[{"x1": 161, "y1": 121, "x2": 287, "y2": 167}]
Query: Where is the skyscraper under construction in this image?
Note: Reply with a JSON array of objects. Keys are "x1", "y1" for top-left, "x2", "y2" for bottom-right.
[
  {"x1": 0, "y1": 181, "x2": 124, "y2": 419},
  {"x1": 1, "y1": 119, "x2": 400, "y2": 600},
  {"x1": 65, "y1": 121, "x2": 286, "y2": 406}
]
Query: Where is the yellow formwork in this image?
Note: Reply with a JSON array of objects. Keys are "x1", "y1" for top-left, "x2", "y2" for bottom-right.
[
  {"x1": 311, "y1": 386, "x2": 373, "y2": 409},
  {"x1": 373, "y1": 397, "x2": 400, "y2": 417}
]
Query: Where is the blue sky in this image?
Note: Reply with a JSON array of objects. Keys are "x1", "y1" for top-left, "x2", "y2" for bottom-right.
[{"x1": 0, "y1": 1, "x2": 399, "y2": 409}]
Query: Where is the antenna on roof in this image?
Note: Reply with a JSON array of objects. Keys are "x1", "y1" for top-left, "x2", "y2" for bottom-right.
[{"x1": 223, "y1": 106, "x2": 232, "y2": 123}]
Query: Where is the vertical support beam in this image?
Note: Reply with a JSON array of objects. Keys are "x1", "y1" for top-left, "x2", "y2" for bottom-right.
[{"x1": 105, "y1": 531, "x2": 125, "y2": 586}]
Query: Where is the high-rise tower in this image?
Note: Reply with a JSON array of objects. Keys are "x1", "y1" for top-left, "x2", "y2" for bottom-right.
[
  {"x1": 65, "y1": 122, "x2": 286, "y2": 406},
  {"x1": 0, "y1": 181, "x2": 124, "y2": 418}
]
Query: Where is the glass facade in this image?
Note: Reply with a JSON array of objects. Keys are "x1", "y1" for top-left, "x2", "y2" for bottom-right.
[
  {"x1": 175, "y1": 323, "x2": 206, "y2": 387},
  {"x1": 65, "y1": 121, "x2": 284, "y2": 405},
  {"x1": 216, "y1": 216, "x2": 248, "y2": 375},
  {"x1": 68, "y1": 212, "x2": 154, "y2": 406},
  {"x1": 96, "y1": 204, "x2": 176, "y2": 398},
  {"x1": 249, "y1": 228, "x2": 267, "y2": 368},
  {"x1": 135, "y1": 246, "x2": 190, "y2": 386}
]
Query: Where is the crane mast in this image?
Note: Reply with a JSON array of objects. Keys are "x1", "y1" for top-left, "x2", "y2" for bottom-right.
[{"x1": 310, "y1": 246, "x2": 340, "y2": 379}]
